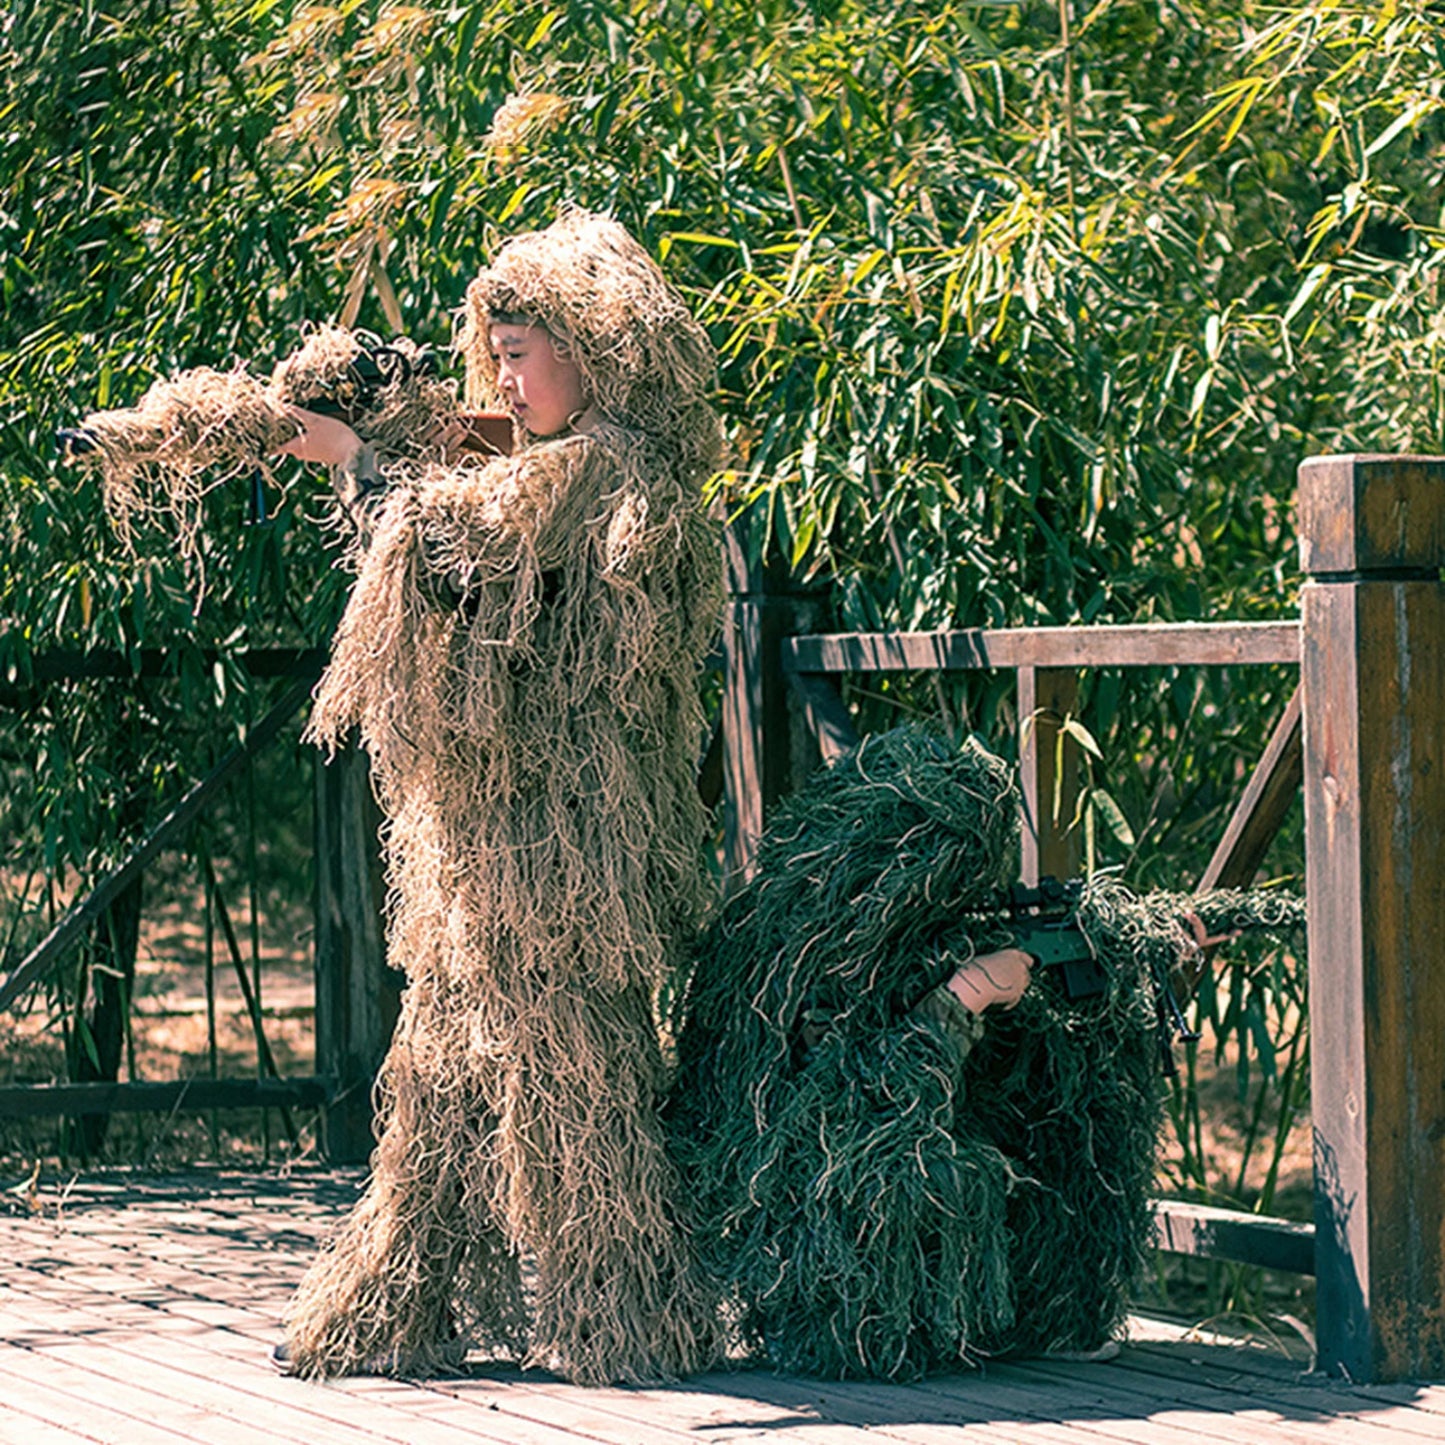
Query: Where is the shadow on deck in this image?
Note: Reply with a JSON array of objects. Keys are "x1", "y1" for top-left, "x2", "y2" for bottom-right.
[{"x1": 1, "y1": 1167, "x2": 1440, "y2": 1444}]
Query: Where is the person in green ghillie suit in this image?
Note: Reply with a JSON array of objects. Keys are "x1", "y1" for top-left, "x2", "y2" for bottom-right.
[{"x1": 664, "y1": 726, "x2": 1303, "y2": 1380}]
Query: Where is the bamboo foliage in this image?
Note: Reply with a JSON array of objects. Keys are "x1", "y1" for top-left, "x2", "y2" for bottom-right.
[{"x1": 1, "y1": 0, "x2": 1442, "y2": 1215}]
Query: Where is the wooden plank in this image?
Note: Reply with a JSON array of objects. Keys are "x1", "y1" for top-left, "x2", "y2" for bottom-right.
[
  {"x1": 0, "y1": 1077, "x2": 329, "y2": 1119},
  {"x1": 680, "y1": 1368, "x2": 1111, "y2": 1445},
  {"x1": 881, "y1": 1359, "x2": 1278, "y2": 1445},
  {"x1": 786, "y1": 670, "x2": 859, "y2": 764},
  {"x1": 0, "y1": 1275, "x2": 545, "y2": 1445},
  {"x1": 0, "y1": 1406, "x2": 102, "y2": 1445},
  {"x1": 1018, "y1": 667, "x2": 1082, "y2": 886},
  {"x1": 991, "y1": 1356, "x2": 1414, "y2": 1445},
  {"x1": 720, "y1": 525, "x2": 794, "y2": 887},
  {"x1": 0, "y1": 1349, "x2": 231, "y2": 1445},
  {"x1": 0, "y1": 647, "x2": 327, "y2": 711},
  {"x1": 4, "y1": 1338, "x2": 341, "y2": 1445},
  {"x1": 1150, "y1": 1199, "x2": 1315, "y2": 1275},
  {"x1": 7, "y1": 1170, "x2": 1445, "y2": 1442},
  {"x1": 1120, "y1": 1340, "x2": 1445, "y2": 1442},
  {"x1": 313, "y1": 744, "x2": 394, "y2": 1163},
  {"x1": 1297, "y1": 453, "x2": 1445, "y2": 576},
  {"x1": 1299, "y1": 453, "x2": 1445, "y2": 1383},
  {"x1": 14, "y1": 646, "x2": 328, "y2": 684},
  {"x1": 784, "y1": 622, "x2": 1301, "y2": 675},
  {"x1": 1197, "y1": 685, "x2": 1303, "y2": 893},
  {"x1": 331, "y1": 1377, "x2": 592, "y2": 1445}
]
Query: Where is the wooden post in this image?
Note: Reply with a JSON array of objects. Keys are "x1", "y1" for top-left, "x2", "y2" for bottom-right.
[
  {"x1": 1017, "y1": 666, "x2": 1082, "y2": 885},
  {"x1": 313, "y1": 745, "x2": 397, "y2": 1164},
  {"x1": 721, "y1": 523, "x2": 794, "y2": 889},
  {"x1": 1299, "y1": 454, "x2": 1445, "y2": 1382}
]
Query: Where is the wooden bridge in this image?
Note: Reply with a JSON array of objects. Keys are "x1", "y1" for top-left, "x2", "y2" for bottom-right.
[
  {"x1": 3, "y1": 1167, "x2": 1444, "y2": 1445},
  {"x1": 3, "y1": 452, "x2": 1445, "y2": 1408}
]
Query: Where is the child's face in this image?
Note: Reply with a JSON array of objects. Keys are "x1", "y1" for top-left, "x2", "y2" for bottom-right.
[{"x1": 488, "y1": 322, "x2": 589, "y2": 438}]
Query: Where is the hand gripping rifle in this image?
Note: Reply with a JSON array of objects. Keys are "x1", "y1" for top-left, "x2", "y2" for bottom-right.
[
  {"x1": 919, "y1": 876, "x2": 1201, "y2": 1073},
  {"x1": 55, "y1": 328, "x2": 509, "y2": 539}
]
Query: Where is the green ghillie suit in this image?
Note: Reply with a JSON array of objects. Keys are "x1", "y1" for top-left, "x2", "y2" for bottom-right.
[
  {"x1": 276, "y1": 213, "x2": 725, "y2": 1384},
  {"x1": 664, "y1": 727, "x2": 1304, "y2": 1380}
]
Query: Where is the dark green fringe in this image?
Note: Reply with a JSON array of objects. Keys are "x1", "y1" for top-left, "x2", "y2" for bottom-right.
[{"x1": 665, "y1": 727, "x2": 1304, "y2": 1379}]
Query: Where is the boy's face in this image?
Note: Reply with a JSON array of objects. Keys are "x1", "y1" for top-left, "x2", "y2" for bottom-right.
[{"x1": 488, "y1": 321, "x2": 589, "y2": 438}]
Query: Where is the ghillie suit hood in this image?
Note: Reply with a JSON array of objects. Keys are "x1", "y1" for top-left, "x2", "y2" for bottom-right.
[
  {"x1": 283, "y1": 213, "x2": 725, "y2": 1385},
  {"x1": 458, "y1": 208, "x2": 720, "y2": 474},
  {"x1": 665, "y1": 727, "x2": 1305, "y2": 1380}
]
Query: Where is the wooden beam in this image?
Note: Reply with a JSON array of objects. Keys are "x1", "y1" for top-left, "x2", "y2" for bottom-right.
[
  {"x1": 784, "y1": 621, "x2": 1300, "y2": 674},
  {"x1": 1151, "y1": 1199, "x2": 1315, "y2": 1276},
  {"x1": 1197, "y1": 684, "x2": 1303, "y2": 893},
  {"x1": 720, "y1": 524, "x2": 794, "y2": 888},
  {"x1": 0, "y1": 647, "x2": 327, "y2": 708},
  {"x1": 0, "y1": 1076, "x2": 330, "y2": 1119},
  {"x1": 313, "y1": 745, "x2": 394, "y2": 1164},
  {"x1": 1300, "y1": 453, "x2": 1445, "y2": 1382},
  {"x1": 786, "y1": 671, "x2": 858, "y2": 765},
  {"x1": 0, "y1": 676, "x2": 317, "y2": 1016}
]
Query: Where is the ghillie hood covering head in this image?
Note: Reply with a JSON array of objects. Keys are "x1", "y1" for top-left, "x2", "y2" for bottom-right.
[{"x1": 460, "y1": 210, "x2": 720, "y2": 470}]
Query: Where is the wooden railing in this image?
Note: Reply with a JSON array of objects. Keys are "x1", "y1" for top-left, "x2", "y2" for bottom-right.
[
  {"x1": 3, "y1": 454, "x2": 1442, "y2": 1382},
  {"x1": 0, "y1": 648, "x2": 393, "y2": 1164},
  {"x1": 720, "y1": 454, "x2": 1445, "y2": 1384}
]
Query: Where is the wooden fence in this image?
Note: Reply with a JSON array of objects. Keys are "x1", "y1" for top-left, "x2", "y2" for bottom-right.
[
  {"x1": 719, "y1": 453, "x2": 1445, "y2": 1384},
  {"x1": 1, "y1": 453, "x2": 1442, "y2": 1383},
  {"x1": 0, "y1": 647, "x2": 394, "y2": 1164}
]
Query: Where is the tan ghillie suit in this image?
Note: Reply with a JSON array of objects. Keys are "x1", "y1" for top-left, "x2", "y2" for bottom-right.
[{"x1": 283, "y1": 213, "x2": 724, "y2": 1384}]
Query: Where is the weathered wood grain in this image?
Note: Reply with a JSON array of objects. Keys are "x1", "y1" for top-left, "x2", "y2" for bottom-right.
[
  {"x1": 1300, "y1": 453, "x2": 1445, "y2": 1383},
  {"x1": 1, "y1": 1170, "x2": 1441, "y2": 1444},
  {"x1": 1018, "y1": 666, "x2": 1083, "y2": 886},
  {"x1": 784, "y1": 622, "x2": 1301, "y2": 674},
  {"x1": 1197, "y1": 684, "x2": 1302, "y2": 893},
  {"x1": 313, "y1": 744, "x2": 395, "y2": 1163}
]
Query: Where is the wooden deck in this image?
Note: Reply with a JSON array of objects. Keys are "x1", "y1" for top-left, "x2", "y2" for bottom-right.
[{"x1": 2, "y1": 1169, "x2": 1443, "y2": 1445}]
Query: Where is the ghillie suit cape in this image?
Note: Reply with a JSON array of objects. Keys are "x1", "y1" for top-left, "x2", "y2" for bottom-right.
[
  {"x1": 664, "y1": 727, "x2": 1304, "y2": 1380},
  {"x1": 278, "y1": 212, "x2": 726, "y2": 1385}
]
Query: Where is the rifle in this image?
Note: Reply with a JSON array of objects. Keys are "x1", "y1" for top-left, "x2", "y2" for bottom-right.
[
  {"x1": 56, "y1": 328, "x2": 512, "y2": 531},
  {"x1": 921, "y1": 876, "x2": 1201, "y2": 1072}
]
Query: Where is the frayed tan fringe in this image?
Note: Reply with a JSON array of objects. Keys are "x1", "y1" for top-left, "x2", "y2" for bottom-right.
[
  {"x1": 285, "y1": 214, "x2": 725, "y2": 1385},
  {"x1": 80, "y1": 324, "x2": 458, "y2": 574}
]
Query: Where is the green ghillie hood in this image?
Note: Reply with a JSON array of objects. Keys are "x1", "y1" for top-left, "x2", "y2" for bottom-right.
[{"x1": 665, "y1": 726, "x2": 1305, "y2": 1380}]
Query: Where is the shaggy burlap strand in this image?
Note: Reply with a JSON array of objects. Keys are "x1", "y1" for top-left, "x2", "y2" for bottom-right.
[
  {"x1": 81, "y1": 326, "x2": 454, "y2": 569},
  {"x1": 284, "y1": 213, "x2": 726, "y2": 1385},
  {"x1": 665, "y1": 727, "x2": 1305, "y2": 1380}
]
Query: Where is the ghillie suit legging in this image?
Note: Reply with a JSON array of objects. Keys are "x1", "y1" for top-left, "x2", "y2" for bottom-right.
[{"x1": 665, "y1": 727, "x2": 1305, "y2": 1380}]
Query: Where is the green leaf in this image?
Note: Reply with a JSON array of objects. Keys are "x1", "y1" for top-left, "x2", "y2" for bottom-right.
[
  {"x1": 1090, "y1": 787, "x2": 1135, "y2": 847},
  {"x1": 1061, "y1": 716, "x2": 1102, "y2": 759}
]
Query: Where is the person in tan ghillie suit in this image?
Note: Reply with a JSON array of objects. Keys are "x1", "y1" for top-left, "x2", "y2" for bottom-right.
[{"x1": 271, "y1": 212, "x2": 725, "y2": 1384}]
